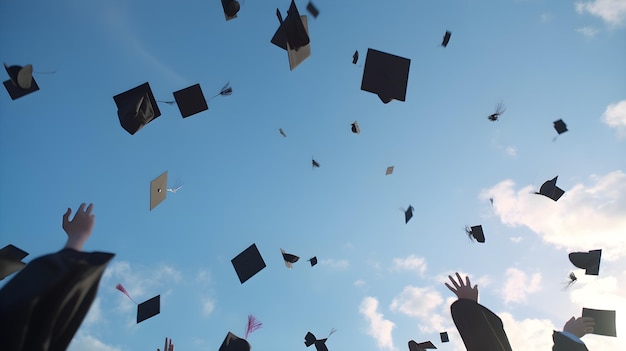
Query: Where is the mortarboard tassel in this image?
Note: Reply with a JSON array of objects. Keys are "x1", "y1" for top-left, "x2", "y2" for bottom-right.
[
  {"x1": 157, "y1": 100, "x2": 176, "y2": 105},
  {"x1": 116, "y1": 283, "x2": 137, "y2": 304},
  {"x1": 210, "y1": 82, "x2": 233, "y2": 99},
  {"x1": 245, "y1": 315, "x2": 263, "y2": 339}
]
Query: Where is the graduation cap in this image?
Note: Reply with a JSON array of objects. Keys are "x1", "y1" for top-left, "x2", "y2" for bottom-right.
[
  {"x1": 221, "y1": 0, "x2": 240, "y2": 21},
  {"x1": 582, "y1": 308, "x2": 616, "y2": 337},
  {"x1": 232, "y1": 244, "x2": 266, "y2": 284},
  {"x1": 312, "y1": 158, "x2": 320, "y2": 168},
  {"x1": 172, "y1": 84, "x2": 208, "y2": 118},
  {"x1": 219, "y1": 332, "x2": 251, "y2": 351},
  {"x1": 441, "y1": 31, "x2": 451, "y2": 47},
  {"x1": 569, "y1": 249, "x2": 602, "y2": 275},
  {"x1": 553, "y1": 119, "x2": 568, "y2": 135},
  {"x1": 535, "y1": 176, "x2": 565, "y2": 201},
  {"x1": 115, "y1": 284, "x2": 160, "y2": 323},
  {"x1": 440, "y1": 332, "x2": 449, "y2": 343},
  {"x1": 386, "y1": 166, "x2": 394, "y2": 175},
  {"x1": 487, "y1": 101, "x2": 506, "y2": 121},
  {"x1": 404, "y1": 205, "x2": 414, "y2": 224},
  {"x1": 304, "y1": 329, "x2": 336, "y2": 351},
  {"x1": 351, "y1": 121, "x2": 360, "y2": 134},
  {"x1": 361, "y1": 48, "x2": 411, "y2": 103},
  {"x1": 281, "y1": 248, "x2": 300, "y2": 269},
  {"x1": 306, "y1": 1, "x2": 319, "y2": 18},
  {"x1": 308, "y1": 256, "x2": 318, "y2": 267},
  {"x1": 114, "y1": 82, "x2": 161, "y2": 135},
  {"x1": 0, "y1": 244, "x2": 29, "y2": 280},
  {"x1": 150, "y1": 171, "x2": 168, "y2": 211},
  {"x1": 408, "y1": 340, "x2": 437, "y2": 351},
  {"x1": 3, "y1": 63, "x2": 39, "y2": 100},
  {"x1": 271, "y1": 0, "x2": 311, "y2": 71},
  {"x1": 465, "y1": 225, "x2": 485, "y2": 243},
  {"x1": 352, "y1": 50, "x2": 359, "y2": 64}
]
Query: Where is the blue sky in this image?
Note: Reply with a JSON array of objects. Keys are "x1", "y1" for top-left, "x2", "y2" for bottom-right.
[{"x1": 1, "y1": 0, "x2": 625, "y2": 350}]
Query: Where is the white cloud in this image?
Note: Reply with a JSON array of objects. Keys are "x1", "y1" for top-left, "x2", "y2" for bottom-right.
[
  {"x1": 390, "y1": 286, "x2": 443, "y2": 318},
  {"x1": 359, "y1": 297, "x2": 395, "y2": 350},
  {"x1": 68, "y1": 333, "x2": 121, "y2": 351},
  {"x1": 540, "y1": 12, "x2": 553, "y2": 23},
  {"x1": 505, "y1": 146, "x2": 517, "y2": 157},
  {"x1": 501, "y1": 268, "x2": 542, "y2": 304},
  {"x1": 602, "y1": 100, "x2": 626, "y2": 135},
  {"x1": 321, "y1": 258, "x2": 349, "y2": 269},
  {"x1": 576, "y1": 26, "x2": 601, "y2": 37},
  {"x1": 353, "y1": 279, "x2": 366, "y2": 287},
  {"x1": 201, "y1": 297, "x2": 216, "y2": 316},
  {"x1": 510, "y1": 236, "x2": 524, "y2": 243},
  {"x1": 480, "y1": 170, "x2": 626, "y2": 260},
  {"x1": 83, "y1": 297, "x2": 103, "y2": 326},
  {"x1": 499, "y1": 313, "x2": 556, "y2": 350},
  {"x1": 391, "y1": 255, "x2": 427, "y2": 275},
  {"x1": 575, "y1": 0, "x2": 626, "y2": 26}
]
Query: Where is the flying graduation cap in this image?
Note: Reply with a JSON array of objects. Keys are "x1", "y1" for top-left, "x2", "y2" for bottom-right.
[
  {"x1": 271, "y1": 0, "x2": 311, "y2": 71},
  {"x1": 404, "y1": 205, "x2": 414, "y2": 224},
  {"x1": 306, "y1": 1, "x2": 319, "y2": 18},
  {"x1": 440, "y1": 332, "x2": 449, "y2": 343},
  {"x1": 386, "y1": 166, "x2": 394, "y2": 175},
  {"x1": 219, "y1": 315, "x2": 263, "y2": 351},
  {"x1": 441, "y1": 31, "x2": 451, "y2": 47},
  {"x1": 0, "y1": 244, "x2": 29, "y2": 280},
  {"x1": 221, "y1": 0, "x2": 241, "y2": 21},
  {"x1": 535, "y1": 176, "x2": 565, "y2": 201},
  {"x1": 304, "y1": 329, "x2": 336, "y2": 351},
  {"x1": 351, "y1": 121, "x2": 360, "y2": 134},
  {"x1": 487, "y1": 101, "x2": 506, "y2": 121},
  {"x1": 582, "y1": 308, "x2": 616, "y2": 337},
  {"x1": 465, "y1": 225, "x2": 485, "y2": 243},
  {"x1": 3, "y1": 63, "x2": 39, "y2": 100},
  {"x1": 312, "y1": 158, "x2": 320, "y2": 169},
  {"x1": 361, "y1": 49, "x2": 411, "y2": 103},
  {"x1": 553, "y1": 119, "x2": 568, "y2": 140},
  {"x1": 308, "y1": 256, "x2": 318, "y2": 266},
  {"x1": 172, "y1": 84, "x2": 209, "y2": 118},
  {"x1": 279, "y1": 128, "x2": 287, "y2": 137},
  {"x1": 408, "y1": 340, "x2": 437, "y2": 351},
  {"x1": 114, "y1": 82, "x2": 161, "y2": 135},
  {"x1": 281, "y1": 248, "x2": 300, "y2": 269},
  {"x1": 116, "y1": 284, "x2": 161, "y2": 323},
  {"x1": 569, "y1": 249, "x2": 602, "y2": 275},
  {"x1": 352, "y1": 50, "x2": 359, "y2": 64},
  {"x1": 232, "y1": 243, "x2": 267, "y2": 284},
  {"x1": 150, "y1": 171, "x2": 168, "y2": 211}
]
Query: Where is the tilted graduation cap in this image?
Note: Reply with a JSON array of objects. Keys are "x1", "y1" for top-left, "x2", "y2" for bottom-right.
[
  {"x1": 312, "y1": 158, "x2": 320, "y2": 168},
  {"x1": 281, "y1": 248, "x2": 300, "y2": 269},
  {"x1": 404, "y1": 205, "x2": 414, "y2": 224},
  {"x1": 553, "y1": 119, "x2": 568, "y2": 135},
  {"x1": 137, "y1": 295, "x2": 160, "y2": 323},
  {"x1": 114, "y1": 82, "x2": 161, "y2": 135},
  {"x1": 361, "y1": 48, "x2": 411, "y2": 103},
  {"x1": 173, "y1": 84, "x2": 208, "y2": 118},
  {"x1": 441, "y1": 31, "x2": 451, "y2": 47},
  {"x1": 279, "y1": 128, "x2": 287, "y2": 137},
  {"x1": 535, "y1": 176, "x2": 565, "y2": 201},
  {"x1": 232, "y1": 243, "x2": 267, "y2": 284},
  {"x1": 304, "y1": 329, "x2": 335, "y2": 351},
  {"x1": 466, "y1": 225, "x2": 485, "y2": 243},
  {"x1": 440, "y1": 332, "x2": 449, "y2": 343},
  {"x1": 351, "y1": 121, "x2": 360, "y2": 134},
  {"x1": 221, "y1": 0, "x2": 241, "y2": 21},
  {"x1": 408, "y1": 340, "x2": 437, "y2": 351},
  {"x1": 352, "y1": 50, "x2": 359, "y2": 65},
  {"x1": 308, "y1": 256, "x2": 318, "y2": 266},
  {"x1": 569, "y1": 249, "x2": 602, "y2": 275},
  {"x1": 0, "y1": 244, "x2": 29, "y2": 280},
  {"x1": 582, "y1": 308, "x2": 616, "y2": 337},
  {"x1": 386, "y1": 166, "x2": 394, "y2": 175},
  {"x1": 219, "y1": 332, "x2": 251, "y2": 351},
  {"x1": 271, "y1": 0, "x2": 311, "y2": 71},
  {"x1": 306, "y1": 1, "x2": 319, "y2": 18},
  {"x1": 3, "y1": 63, "x2": 39, "y2": 100},
  {"x1": 150, "y1": 171, "x2": 168, "y2": 211}
]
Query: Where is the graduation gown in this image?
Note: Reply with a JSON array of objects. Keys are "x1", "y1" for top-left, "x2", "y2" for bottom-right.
[
  {"x1": 552, "y1": 331, "x2": 589, "y2": 351},
  {"x1": 450, "y1": 299, "x2": 513, "y2": 351},
  {"x1": 0, "y1": 248, "x2": 114, "y2": 351}
]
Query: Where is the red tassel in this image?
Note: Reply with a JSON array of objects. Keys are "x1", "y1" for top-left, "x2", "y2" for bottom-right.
[
  {"x1": 245, "y1": 315, "x2": 263, "y2": 339},
  {"x1": 116, "y1": 283, "x2": 137, "y2": 304}
]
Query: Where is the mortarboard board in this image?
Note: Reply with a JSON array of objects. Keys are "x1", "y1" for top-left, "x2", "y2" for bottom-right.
[
  {"x1": 279, "y1": 128, "x2": 287, "y2": 137},
  {"x1": 582, "y1": 308, "x2": 616, "y2": 337},
  {"x1": 304, "y1": 331, "x2": 332, "y2": 351},
  {"x1": 150, "y1": 171, "x2": 168, "y2": 211},
  {"x1": 535, "y1": 176, "x2": 565, "y2": 201},
  {"x1": 281, "y1": 248, "x2": 299, "y2": 269},
  {"x1": 308, "y1": 256, "x2": 317, "y2": 266},
  {"x1": 386, "y1": 166, "x2": 394, "y2": 175},
  {"x1": 0, "y1": 244, "x2": 29, "y2": 280},
  {"x1": 405, "y1": 205, "x2": 414, "y2": 224},
  {"x1": 361, "y1": 48, "x2": 411, "y2": 103},
  {"x1": 312, "y1": 158, "x2": 320, "y2": 168},
  {"x1": 232, "y1": 243, "x2": 266, "y2": 284},
  {"x1": 440, "y1": 332, "x2": 449, "y2": 343},
  {"x1": 137, "y1": 295, "x2": 160, "y2": 323},
  {"x1": 352, "y1": 50, "x2": 359, "y2": 65},
  {"x1": 306, "y1": 2, "x2": 319, "y2": 18},
  {"x1": 173, "y1": 84, "x2": 208, "y2": 118},
  {"x1": 3, "y1": 63, "x2": 39, "y2": 100},
  {"x1": 221, "y1": 0, "x2": 240, "y2": 21},
  {"x1": 466, "y1": 225, "x2": 485, "y2": 243},
  {"x1": 408, "y1": 340, "x2": 437, "y2": 351},
  {"x1": 351, "y1": 121, "x2": 360, "y2": 134},
  {"x1": 441, "y1": 31, "x2": 451, "y2": 47},
  {"x1": 219, "y1": 332, "x2": 251, "y2": 351},
  {"x1": 553, "y1": 119, "x2": 568, "y2": 135},
  {"x1": 569, "y1": 249, "x2": 602, "y2": 275},
  {"x1": 114, "y1": 82, "x2": 161, "y2": 135},
  {"x1": 271, "y1": 0, "x2": 311, "y2": 71}
]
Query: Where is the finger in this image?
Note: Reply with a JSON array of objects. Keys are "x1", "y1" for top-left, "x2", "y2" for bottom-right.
[
  {"x1": 78, "y1": 203, "x2": 86, "y2": 213},
  {"x1": 63, "y1": 208, "x2": 72, "y2": 223},
  {"x1": 455, "y1": 272, "x2": 464, "y2": 287},
  {"x1": 444, "y1": 283, "x2": 457, "y2": 294},
  {"x1": 465, "y1": 275, "x2": 472, "y2": 287},
  {"x1": 86, "y1": 203, "x2": 94, "y2": 215},
  {"x1": 448, "y1": 275, "x2": 460, "y2": 289}
]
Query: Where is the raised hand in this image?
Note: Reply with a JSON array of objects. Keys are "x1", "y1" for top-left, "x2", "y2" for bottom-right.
[
  {"x1": 158, "y1": 337, "x2": 174, "y2": 351},
  {"x1": 563, "y1": 316, "x2": 595, "y2": 338},
  {"x1": 445, "y1": 272, "x2": 479, "y2": 302},
  {"x1": 62, "y1": 203, "x2": 95, "y2": 251}
]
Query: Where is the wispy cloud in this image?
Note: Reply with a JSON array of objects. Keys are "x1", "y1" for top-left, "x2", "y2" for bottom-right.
[
  {"x1": 321, "y1": 258, "x2": 349, "y2": 269},
  {"x1": 359, "y1": 297, "x2": 395, "y2": 350},
  {"x1": 68, "y1": 333, "x2": 122, "y2": 351},
  {"x1": 390, "y1": 285, "x2": 447, "y2": 333},
  {"x1": 510, "y1": 236, "x2": 524, "y2": 243},
  {"x1": 576, "y1": 26, "x2": 600, "y2": 37},
  {"x1": 540, "y1": 12, "x2": 553, "y2": 23},
  {"x1": 602, "y1": 100, "x2": 626, "y2": 136},
  {"x1": 501, "y1": 268, "x2": 542, "y2": 304},
  {"x1": 391, "y1": 255, "x2": 427, "y2": 275},
  {"x1": 575, "y1": 0, "x2": 626, "y2": 26},
  {"x1": 353, "y1": 279, "x2": 366, "y2": 287}
]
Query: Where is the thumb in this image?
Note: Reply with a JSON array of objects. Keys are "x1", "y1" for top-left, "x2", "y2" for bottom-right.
[{"x1": 63, "y1": 208, "x2": 71, "y2": 223}]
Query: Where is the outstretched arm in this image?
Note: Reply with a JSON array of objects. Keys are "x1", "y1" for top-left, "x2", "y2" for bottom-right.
[{"x1": 62, "y1": 203, "x2": 95, "y2": 251}]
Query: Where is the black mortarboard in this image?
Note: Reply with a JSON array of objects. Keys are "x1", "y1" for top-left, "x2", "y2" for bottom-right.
[
  {"x1": 271, "y1": 0, "x2": 311, "y2": 71},
  {"x1": 408, "y1": 340, "x2": 437, "y2": 351},
  {"x1": 569, "y1": 249, "x2": 602, "y2": 275},
  {"x1": 308, "y1": 257, "x2": 318, "y2": 266},
  {"x1": 440, "y1": 332, "x2": 449, "y2": 343},
  {"x1": 219, "y1": 332, "x2": 251, "y2": 351},
  {"x1": 386, "y1": 166, "x2": 394, "y2": 175},
  {"x1": 352, "y1": 50, "x2": 359, "y2": 64},
  {"x1": 279, "y1": 128, "x2": 287, "y2": 137},
  {"x1": 113, "y1": 82, "x2": 161, "y2": 135},
  {"x1": 281, "y1": 248, "x2": 300, "y2": 269},
  {"x1": 232, "y1": 244, "x2": 266, "y2": 284},
  {"x1": 221, "y1": 0, "x2": 240, "y2": 21},
  {"x1": 3, "y1": 63, "x2": 39, "y2": 100},
  {"x1": 150, "y1": 171, "x2": 168, "y2": 211},
  {"x1": 553, "y1": 119, "x2": 568, "y2": 135},
  {"x1": 304, "y1": 332, "x2": 329, "y2": 351},
  {"x1": 535, "y1": 176, "x2": 565, "y2": 201},
  {"x1": 441, "y1": 31, "x2": 451, "y2": 47},
  {"x1": 172, "y1": 84, "x2": 208, "y2": 118},
  {"x1": 582, "y1": 308, "x2": 616, "y2": 337},
  {"x1": 361, "y1": 48, "x2": 411, "y2": 103},
  {"x1": 351, "y1": 121, "x2": 360, "y2": 134},
  {"x1": 137, "y1": 295, "x2": 160, "y2": 323},
  {"x1": 404, "y1": 205, "x2": 414, "y2": 224},
  {"x1": 312, "y1": 158, "x2": 320, "y2": 168},
  {"x1": 466, "y1": 225, "x2": 485, "y2": 243},
  {"x1": 0, "y1": 244, "x2": 29, "y2": 280},
  {"x1": 306, "y1": 2, "x2": 319, "y2": 18}
]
